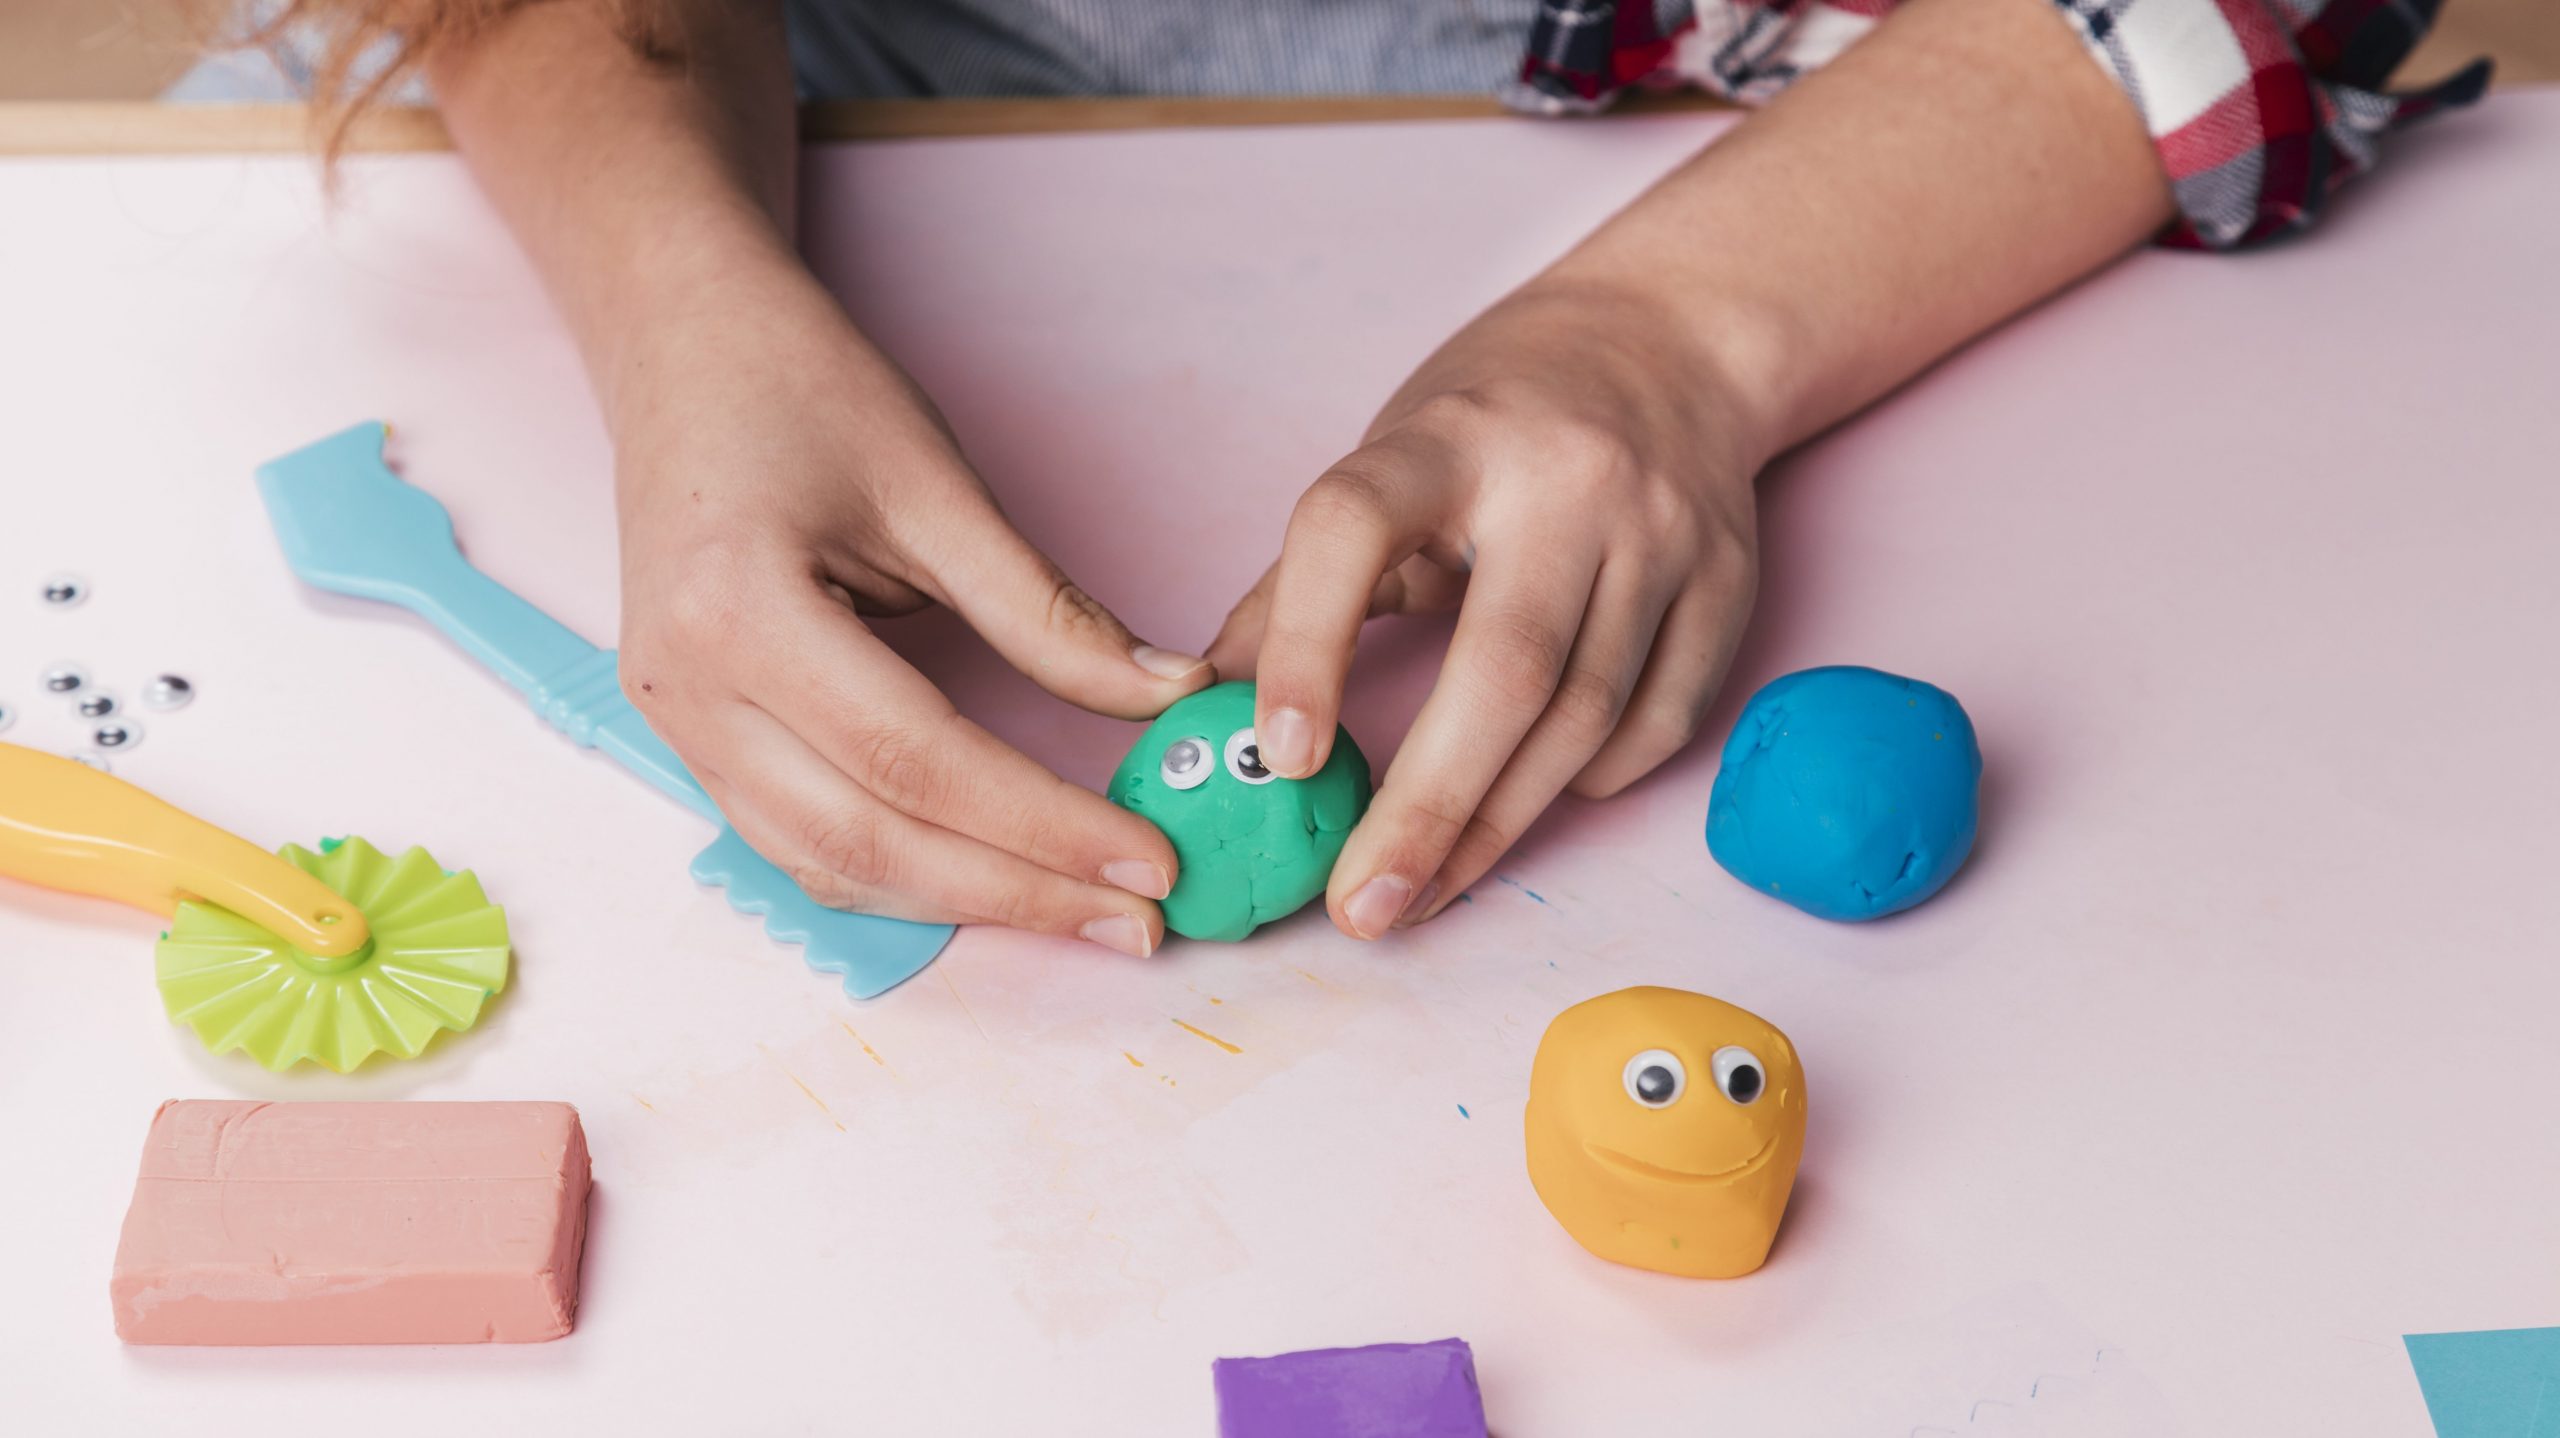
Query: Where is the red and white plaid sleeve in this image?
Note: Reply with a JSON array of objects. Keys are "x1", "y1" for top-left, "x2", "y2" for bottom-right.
[{"x1": 1506, "y1": 0, "x2": 2491, "y2": 250}]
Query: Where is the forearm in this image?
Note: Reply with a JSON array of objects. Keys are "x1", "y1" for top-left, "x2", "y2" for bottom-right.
[
  {"x1": 424, "y1": 0, "x2": 813, "y2": 430},
  {"x1": 1547, "y1": 0, "x2": 2174, "y2": 467}
]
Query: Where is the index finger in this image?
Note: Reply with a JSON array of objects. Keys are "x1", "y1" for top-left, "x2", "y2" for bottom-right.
[
  {"x1": 755, "y1": 586, "x2": 1182, "y2": 900},
  {"x1": 1206, "y1": 554, "x2": 1470, "y2": 683},
  {"x1": 1248, "y1": 436, "x2": 1455, "y2": 779}
]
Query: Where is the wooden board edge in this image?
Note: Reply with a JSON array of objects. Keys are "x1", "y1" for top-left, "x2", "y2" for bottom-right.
[{"x1": 0, "y1": 93, "x2": 1739, "y2": 156}]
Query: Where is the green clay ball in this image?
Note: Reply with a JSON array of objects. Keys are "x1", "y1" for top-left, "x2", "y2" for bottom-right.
[{"x1": 1107, "y1": 681, "x2": 1373, "y2": 942}]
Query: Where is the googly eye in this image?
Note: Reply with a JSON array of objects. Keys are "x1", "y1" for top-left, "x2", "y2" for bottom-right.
[
  {"x1": 70, "y1": 751, "x2": 111, "y2": 773},
  {"x1": 39, "y1": 573, "x2": 88, "y2": 608},
  {"x1": 0, "y1": 702, "x2": 13, "y2": 734},
  {"x1": 75, "y1": 691, "x2": 118, "y2": 720},
  {"x1": 91, "y1": 721, "x2": 141, "y2": 752},
  {"x1": 141, "y1": 674, "x2": 194, "y2": 711},
  {"x1": 1622, "y1": 1049, "x2": 1685, "y2": 1108},
  {"x1": 1159, "y1": 736, "x2": 1214, "y2": 790},
  {"x1": 41, "y1": 663, "x2": 87, "y2": 695},
  {"x1": 1710, "y1": 1046, "x2": 1765, "y2": 1105},
  {"x1": 1222, "y1": 728, "x2": 1276, "y2": 785}
]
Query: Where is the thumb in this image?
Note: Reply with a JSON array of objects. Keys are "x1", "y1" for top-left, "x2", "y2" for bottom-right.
[{"x1": 917, "y1": 497, "x2": 1214, "y2": 719}]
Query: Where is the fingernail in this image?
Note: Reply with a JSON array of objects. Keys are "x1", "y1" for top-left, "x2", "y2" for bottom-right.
[
  {"x1": 1132, "y1": 645, "x2": 1209, "y2": 681},
  {"x1": 1080, "y1": 912, "x2": 1154, "y2": 959},
  {"x1": 1102, "y1": 859, "x2": 1172, "y2": 900},
  {"x1": 1393, "y1": 882, "x2": 1440, "y2": 929},
  {"x1": 1343, "y1": 875, "x2": 1412, "y2": 939},
  {"x1": 1262, "y1": 707, "x2": 1314, "y2": 776}
]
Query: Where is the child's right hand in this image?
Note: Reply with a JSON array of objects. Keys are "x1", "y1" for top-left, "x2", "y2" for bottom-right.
[{"x1": 607, "y1": 265, "x2": 1210, "y2": 956}]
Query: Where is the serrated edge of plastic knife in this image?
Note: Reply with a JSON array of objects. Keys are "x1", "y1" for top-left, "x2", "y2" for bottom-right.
[{"x1": 689, "y1": 829, "x2": 953, "y2": 999}]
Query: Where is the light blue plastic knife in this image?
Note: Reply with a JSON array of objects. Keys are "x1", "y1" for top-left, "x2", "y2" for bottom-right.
[{"x1": 256, "y1": 421, "x2": 954, "y2": 998}]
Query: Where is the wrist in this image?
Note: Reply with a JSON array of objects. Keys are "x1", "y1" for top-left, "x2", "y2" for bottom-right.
[
  {"x1": 1502, "y1": 266, "x2": 1788, "y2": 482},
  {"x1": 593, "y1": 225, "x2": 845, "y2": 435},
  {"x1": 1535, "y1": 154, "x2": 1858, "y2": 470}
]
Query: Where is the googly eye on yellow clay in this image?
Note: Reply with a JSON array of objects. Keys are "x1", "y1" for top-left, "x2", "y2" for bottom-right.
[
  {"x1": 1710, "y1": 1046, "x2": 1765, "y2": 1104},
  {"x1": 1622, "y1": 1049, "x2": 1684, "y2": 1107}
]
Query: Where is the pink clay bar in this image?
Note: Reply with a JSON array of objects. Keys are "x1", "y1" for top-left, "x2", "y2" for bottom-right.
[{"x1": 110, "y1": 1100, "x2": 592, "y2": 1345}]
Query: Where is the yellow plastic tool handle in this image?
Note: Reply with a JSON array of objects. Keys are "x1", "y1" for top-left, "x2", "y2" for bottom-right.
[{"x1": 0, "y1": 742, "x2": 368, "y2": 956}]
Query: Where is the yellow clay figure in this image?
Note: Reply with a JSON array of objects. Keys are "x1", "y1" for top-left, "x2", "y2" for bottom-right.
[{"x1": 1524, "y1": 986, "x2": 1807, "y2": 1278}]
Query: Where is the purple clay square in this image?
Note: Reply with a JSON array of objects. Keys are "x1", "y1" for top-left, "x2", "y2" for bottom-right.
[{"x1": 1214, "y1": 1337, "x2": 1488, "y2": 1438}]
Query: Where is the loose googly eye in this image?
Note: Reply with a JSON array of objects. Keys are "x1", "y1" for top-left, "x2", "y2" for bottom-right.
[
  {"x1": 71, "y1": 751, "x2": 111, "y2": 773},
  {"x1": 39, "y1": 573, "x2": 88, "y2": 608},
  {"x1": 75, "y1": 691, "x2": 118, "y2": 720},
  {"x1": 1711, "y1": 1046, "x2": 1765, "y2": 1105},
  {"x1": 1223, "y1": 729, "x2": 1276, "y2": 784},
  {"x1": 41, "y1": 663, "x2": 86, "y2": 695},
  {"x1": 1159, "y1": 736, "x2": 1214, "y2": 790},
  {"x1": 0, "y1": 702, "x2": 13, "y2": 734},
  {"x1": 1622, "y1": 1049, "x2": 1685, "y2": 1108},
  {"x1": 141, "y1": 674, "x2": 194, "y2": 711},
  {"x1": 91, "y1": 721, "x2": 141, "y2": 752}
]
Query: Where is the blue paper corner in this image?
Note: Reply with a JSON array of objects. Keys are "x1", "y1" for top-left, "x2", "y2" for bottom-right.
[{"x1": 2406, "y1": 1327, "x2": 2560, "y2": 1438}]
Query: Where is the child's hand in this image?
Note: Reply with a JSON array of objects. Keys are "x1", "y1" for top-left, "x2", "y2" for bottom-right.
[
  {"x1": 1206, "y1": 278, "x2": 1765, "y2": 938},
  {"x1": 611, "y1": 269, "x2": 1211, "y2": 956}
]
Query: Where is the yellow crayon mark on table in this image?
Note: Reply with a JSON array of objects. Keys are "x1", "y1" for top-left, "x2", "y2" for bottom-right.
[
  {"x1": 630, "y1": 1093, "x2": 656, "y2": 1113},
  {"x1": 1172, "y1": 1018, "x2": 1243, "y2": 1054},
  {"x1": 940, "y1": 968, "x2": 991, "y2": 1044},
  {"x1": 1122, "y1": 1050, "x2": 1146, "y2": 1068},
  {"x1": 782, "y1": 1069, "x2": 847, "y2": 1131},
  {"x1": 841, "y1": 1021, "x2": 896, "y2": 1075},
  {"x1": 762, "y1": 1043, "x2": 847, "y2": 1131}
]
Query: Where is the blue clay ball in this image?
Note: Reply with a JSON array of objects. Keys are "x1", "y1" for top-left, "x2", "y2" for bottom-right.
[{"x1": 1705, "y1": 666, "x2": 1982, "y2": 922}]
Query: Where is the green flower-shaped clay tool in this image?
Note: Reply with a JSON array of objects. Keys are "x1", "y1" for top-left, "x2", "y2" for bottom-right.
[
  {"x1": 157, "y1": 838, "x2": 510, "y2": 1072},
  {"x1": 0, "y1": 741, "x2": 508, "y2": 1072}
]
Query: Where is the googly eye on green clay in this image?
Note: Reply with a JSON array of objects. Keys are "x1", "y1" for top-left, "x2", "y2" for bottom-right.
[
  {"x1": 1160, "y1": 736, "x2": 1213, "y2": 790},
  {"x1": 1223, "y1": 729, "x2": 1275, "y2": 784}
]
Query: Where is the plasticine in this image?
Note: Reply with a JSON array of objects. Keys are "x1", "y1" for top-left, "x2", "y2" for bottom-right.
[
  {"x1": 1706, "y1": 665, "x2": 1982, "y2": 922},
  {"x1": 1108, "y1": 683, "x2": 1370, "y2": 941},
  {"x1": 1524, "y1": 986, "x2": 1808, "y2": 1278}
]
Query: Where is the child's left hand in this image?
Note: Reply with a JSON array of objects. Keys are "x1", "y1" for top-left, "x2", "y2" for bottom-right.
[{"x1": 1205, "y1": 275, "x2": 1767, "y2": 938}]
